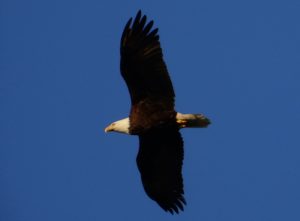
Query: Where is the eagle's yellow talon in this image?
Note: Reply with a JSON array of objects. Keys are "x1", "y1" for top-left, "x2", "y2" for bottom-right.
[{"x1": 177, "y1": 119, "x2": 187, "y2": 128}]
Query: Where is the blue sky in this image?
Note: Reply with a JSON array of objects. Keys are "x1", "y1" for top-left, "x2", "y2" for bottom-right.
[{"x1": 1, "y1": 0, "x2": 300, "y2": 220}]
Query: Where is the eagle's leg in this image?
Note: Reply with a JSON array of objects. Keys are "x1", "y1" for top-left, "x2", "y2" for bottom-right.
[{"x1": 176, "y1": 113, "x2": 210, "y2": 128}]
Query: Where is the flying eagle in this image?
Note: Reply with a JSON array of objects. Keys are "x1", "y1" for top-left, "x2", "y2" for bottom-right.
[{"x1": 105, "y1": 10, "x2": 210, "y2": 214}]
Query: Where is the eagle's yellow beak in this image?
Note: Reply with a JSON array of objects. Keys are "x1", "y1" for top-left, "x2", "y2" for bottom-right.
[{"x1": 104, "y1": 124, "x2": 113, "y2": 133}]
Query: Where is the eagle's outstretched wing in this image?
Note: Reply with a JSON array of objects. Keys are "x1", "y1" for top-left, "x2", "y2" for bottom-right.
[
  {"x1": 120, "y1": 10, "x2": 175, "y2": 108},
  {"x1": 137, "y1": 126, "x2": 186, "y2": 214}
]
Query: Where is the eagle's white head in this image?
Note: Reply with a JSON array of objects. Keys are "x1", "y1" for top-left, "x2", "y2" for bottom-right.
[{"x1": 104, "y1": 117, "x2": 130, "y2": 134}]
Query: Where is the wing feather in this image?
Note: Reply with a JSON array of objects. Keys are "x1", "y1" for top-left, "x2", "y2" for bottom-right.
[
  {"x1": 120, "y1": 10, "x2": 175, "y2": 107},
  {"x1": 136, "y1": 126, "x2": 186, "y2": 214}
]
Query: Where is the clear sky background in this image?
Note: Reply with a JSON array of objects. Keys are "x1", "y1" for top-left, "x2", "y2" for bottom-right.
[{"x1": 1, "y1": 0, "x2": 300, "y2": 220}]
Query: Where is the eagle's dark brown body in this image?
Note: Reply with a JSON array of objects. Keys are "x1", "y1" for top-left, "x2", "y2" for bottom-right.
[{"x1": 129, "y1": 100, "x2": 176, "y2": 134}]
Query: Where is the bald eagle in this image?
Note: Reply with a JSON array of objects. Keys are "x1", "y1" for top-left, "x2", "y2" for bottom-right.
[{"x1": 105, "y1": 10, "x2": 210, "y2": 214}]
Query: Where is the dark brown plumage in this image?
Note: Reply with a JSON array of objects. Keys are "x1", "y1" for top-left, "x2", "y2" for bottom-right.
[
  {"x1": 120, "y1": 10, "x2": 186, "y2": 214},
  {"x1": 137, "y1": 126, "x2": 185, "y2": 214}
]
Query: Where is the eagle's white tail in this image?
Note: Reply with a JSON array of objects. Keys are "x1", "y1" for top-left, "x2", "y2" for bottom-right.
[{"x1": 176, "y1": 113, "x2": 211, "y2": 128}]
